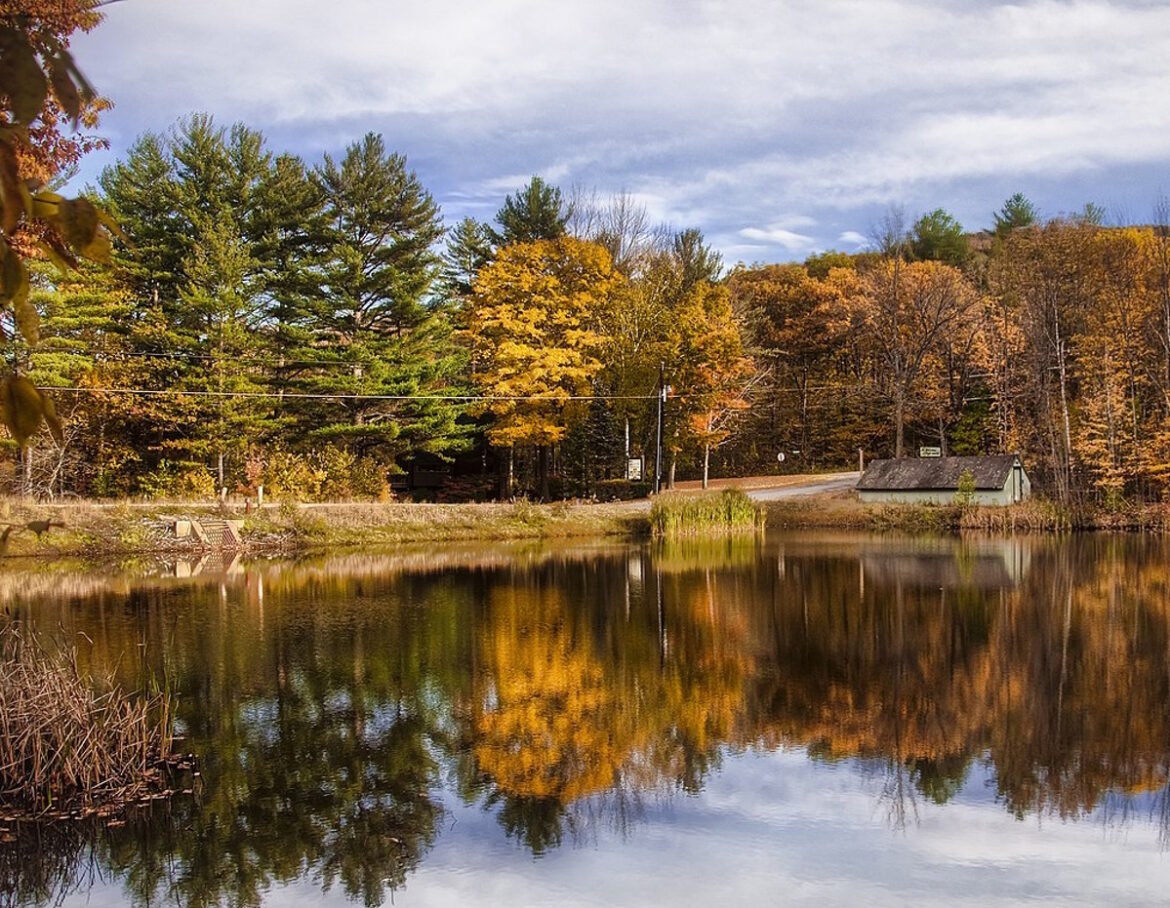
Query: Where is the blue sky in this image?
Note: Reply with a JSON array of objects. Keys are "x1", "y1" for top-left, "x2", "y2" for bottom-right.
[{"x1": 70, "y1": 0, "x2": 1170, "y2": 264}]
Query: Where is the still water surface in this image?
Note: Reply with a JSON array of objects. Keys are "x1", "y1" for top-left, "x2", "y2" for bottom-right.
[{"x1": 4, "y1": 532, "x2": 1170, "y2": 906}]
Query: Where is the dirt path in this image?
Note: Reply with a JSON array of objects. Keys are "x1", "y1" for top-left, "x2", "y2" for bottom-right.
[{"x1": 670, "y1": 472, "x2": 859, "y2": 499}]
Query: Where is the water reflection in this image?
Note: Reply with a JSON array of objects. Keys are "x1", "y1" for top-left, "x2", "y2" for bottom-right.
[{"x1": 3, "y1": 534, "x2": 1170, "y2": 905}]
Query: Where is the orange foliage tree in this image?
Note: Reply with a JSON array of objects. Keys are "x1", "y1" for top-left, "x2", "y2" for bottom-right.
[{"x1": 467, "y1": 236, "x2": 621, "y2": 498}]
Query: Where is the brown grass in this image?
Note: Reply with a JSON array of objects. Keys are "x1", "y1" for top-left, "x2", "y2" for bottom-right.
[{"x1": 0, "y1": 623, "x2": 175, "y2": 818}]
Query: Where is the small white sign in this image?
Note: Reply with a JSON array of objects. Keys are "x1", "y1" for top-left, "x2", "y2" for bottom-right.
[
  {"x1": 627, "y1": 457, "x2": 643, "y2": 481},
  {"x1": 919, "y1": 446, "x2": 942, "y2": 458},
  {"x1": 776, "y1": 452, "x2": 785, "y2": 463}
]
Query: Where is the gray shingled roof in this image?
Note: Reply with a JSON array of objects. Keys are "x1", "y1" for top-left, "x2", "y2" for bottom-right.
[{"x1": 856, "y1": 455, "x2": 1023, "y2": 491}]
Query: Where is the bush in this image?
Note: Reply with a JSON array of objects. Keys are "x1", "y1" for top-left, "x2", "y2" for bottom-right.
[
  {"x1": 953, "y1": 469, "x2": 976, "y2": 508},
  {"x1": 138, "y1": 460, "x2": 216, "y2": 500},
  {"x1": 264, "y1": 447, "x2": 390, "y2": 502},
  {"x1": 264, "y1": 449, "x2": 326, "y2": 502}
]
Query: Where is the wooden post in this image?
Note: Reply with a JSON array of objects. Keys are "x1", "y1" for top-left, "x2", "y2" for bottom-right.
[{"x1": 859, "y1": 448, "x2": 865, "y2": 473}]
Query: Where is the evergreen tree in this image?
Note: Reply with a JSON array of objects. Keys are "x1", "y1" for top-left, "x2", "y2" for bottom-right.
[
  {"x1": 491, "y1": 176, "x2": 568, "y2": 245},
  {"x1": 26, "y1": 261, "x2": 137, "y2": 496},
  {"x1": 440, "y1": 216, "x2": 494, "y2": 301},
  {"x1": 910, "y1": 208, "x2": 970, "y2": 266},
  {"x1": 251, "y1": 152, "x2": 330, "y2": 432},
  {"x1": 99, "y1": 115, "x2": 275, "y2": 489},
  {"x1": 672, "y1": 228, "x2": 723, "y2": 292},
  {"x1": 993, "y1": 193, "x2": 1038, "y2": 238},
  {"x1": 295, "y1": 133, "x2": 468, "y2": 466}
]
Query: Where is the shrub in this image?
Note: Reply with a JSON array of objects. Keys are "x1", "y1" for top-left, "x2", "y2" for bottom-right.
[
  {"x1": 264, "y1": 449, "x2": 326, "y2": 502},
  {"x1": 138, "y1": 460, "x2": 216, "y2": 500},
  {"x1": 953, "y1": 469, "x2": 976, "y2": 508}
]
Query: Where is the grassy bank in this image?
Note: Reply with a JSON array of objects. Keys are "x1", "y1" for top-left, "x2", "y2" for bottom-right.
[
  {"x1": 0, "y1": 497, "x2": 652, "y2": 559},
  {"x1": 766, "y1": 494, "x2": 1170, "y2": 533},
  {"x1": 5, "y1": 487, "x2": 1170, "y2": 561}
]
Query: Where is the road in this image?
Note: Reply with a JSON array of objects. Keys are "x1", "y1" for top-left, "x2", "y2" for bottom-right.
[{"x1": 743, "y1": 472, "x2": 860, "y2": 501}]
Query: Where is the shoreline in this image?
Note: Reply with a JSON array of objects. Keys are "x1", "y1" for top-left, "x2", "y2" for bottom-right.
[
  {"x1": 0, "y1": 498, "x2": 654, "y2": 561},
  {"x1": 0, "y1": 485, "x2": 1166, "y2": 563}
]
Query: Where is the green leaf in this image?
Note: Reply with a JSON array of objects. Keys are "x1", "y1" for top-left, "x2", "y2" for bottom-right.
[
  {"x1": 47, "y1": 53, "x2": 82, "y2": 124},
  {"x1": 31, "y1": 190, "x2": 64, "y2": 222},
  {"x1": 0, "y1": 141, "x2": 22, "y2": 234},
  {"x1": 0, "y1": 242, "x2": 27, "y2": 308},
  {"x1": 36, "y1": 239, "x2": 74, "y2": 273}
]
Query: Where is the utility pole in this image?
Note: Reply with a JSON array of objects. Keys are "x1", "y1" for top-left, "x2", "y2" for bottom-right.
[{"x1": 654, "y1": 362, "x2": 665, "y2": 494}]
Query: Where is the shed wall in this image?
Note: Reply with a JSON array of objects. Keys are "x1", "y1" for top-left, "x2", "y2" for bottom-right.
[{"x1": 858, "y1": 486, "x2": 1016, "y2": 506}]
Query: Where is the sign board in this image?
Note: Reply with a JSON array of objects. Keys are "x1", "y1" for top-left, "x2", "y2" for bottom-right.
[
  {"x1": 776, "y1": 452, "x2": 785, "y2": 463},
  {"x1": 919, "y1": 446, "x2": 942, "y2": 458},
  {"x1": 627, "y1": 457, "x2": 643, "y2": 481}
]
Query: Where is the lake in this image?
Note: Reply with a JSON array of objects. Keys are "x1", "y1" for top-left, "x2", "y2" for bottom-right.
[{"x1": 3, "y1": 531, "x2": 1170, "y2": 907}]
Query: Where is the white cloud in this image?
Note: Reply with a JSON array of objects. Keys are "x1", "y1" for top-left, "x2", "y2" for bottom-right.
[
  {"x1": 69, "y1": 0, "x2": 1170, "y2": 262},
  {"x1": 838, "y1": 231, "x2": 869, "y2": 247},
  {"x1": 739, "y1": 226, "x2": 817, "y2": 252}
]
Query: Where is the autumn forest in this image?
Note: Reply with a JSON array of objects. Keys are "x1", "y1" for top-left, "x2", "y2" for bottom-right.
[{"x1": 16, "y1": 113, "x2": 1168, "y2": 506}]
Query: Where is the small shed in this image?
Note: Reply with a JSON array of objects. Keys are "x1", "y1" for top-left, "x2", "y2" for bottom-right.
[{"x1": 856, "y1": 455, "x2": 1030, "y2": 506}]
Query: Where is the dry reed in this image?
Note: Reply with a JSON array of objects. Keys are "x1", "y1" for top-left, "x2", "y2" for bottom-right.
[
  {"x1": 650, "y1": 489, "x2": 765, "y2": 538},
  {"x1": 0, "y1": 623, "x2": 175, "y2": 819}
]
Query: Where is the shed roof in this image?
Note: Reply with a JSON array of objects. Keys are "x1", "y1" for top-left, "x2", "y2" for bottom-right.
[{"x1": 856, "y1": 455, "x2": 1023, "y2": 491}]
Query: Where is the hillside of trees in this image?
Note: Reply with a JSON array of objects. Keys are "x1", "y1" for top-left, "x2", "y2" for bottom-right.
[{"x1": 6, "y1": 114, "x2": 1170, "y2": 505}]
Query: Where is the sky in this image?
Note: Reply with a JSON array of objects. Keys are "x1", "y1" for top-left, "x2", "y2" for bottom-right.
[
  {"x1": 59, "y1": 749, "x2": 1170, "y2": 906},
  {"x1": 68, "y1": 0, "x2": 1170, "y2": 265}
]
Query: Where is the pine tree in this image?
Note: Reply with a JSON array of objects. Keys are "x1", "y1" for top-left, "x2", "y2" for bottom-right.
[
  {"x1": 99, "y1": 115, "x2": 279, "y2": 490},
  {"x1": 295, "y1": 133, "x2": 468, "y2": 468},
  {"x1": 26, "y1": 261, "x2": 136, "y2": 496},
  {"x1": 490, "y1": 176, "x2": 568, "y2": 246}
]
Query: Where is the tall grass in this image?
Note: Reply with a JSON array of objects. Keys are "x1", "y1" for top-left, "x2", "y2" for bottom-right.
[
  {"x1": 650, "y1": 489, "x2": 765, "y2": 538},
  {"x1": 0, "y1": 623, "x2": 175, "y2": 818}
]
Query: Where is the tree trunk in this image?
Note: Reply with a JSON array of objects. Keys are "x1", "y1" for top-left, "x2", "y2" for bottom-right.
[
  {"x1": 497, "y1": 445, "x2": 513, "y2": 500},
  {"x1": 668, "y1": 453, "x2": 677, "y2": 490},
  {"x1": 538, "y1": 445, "x2": 550, "y2": 501},
  {"x1": 20, "y1": 446, "x2": 30, "y2": 498},
  {"x1": 1056, "y1": 335, "x2": 1074, "y2": 499},
  {"x1": 702, "y1": 444, "x2": 710, "y2": 489},
  {"x1": 894, "y1": 391, "x2": 906, "y2": 458}
]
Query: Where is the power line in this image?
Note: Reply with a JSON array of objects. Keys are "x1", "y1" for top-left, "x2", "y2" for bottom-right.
[
  {"x1": 36, "y1": 385, "x2": 660, "y2": 403},
  {"x1": 31, "y1": 348, "x2": 402, "y2": 370}
]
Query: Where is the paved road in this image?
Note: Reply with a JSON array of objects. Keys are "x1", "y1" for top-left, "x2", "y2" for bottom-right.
[{"x1": 745, "y1": 472, "x2": 860, "y2": 501}]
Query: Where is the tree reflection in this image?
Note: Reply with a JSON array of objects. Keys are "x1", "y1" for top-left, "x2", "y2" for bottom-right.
[{"x1": 7, "y1": 536, "x2": 1170, "y2": 902}]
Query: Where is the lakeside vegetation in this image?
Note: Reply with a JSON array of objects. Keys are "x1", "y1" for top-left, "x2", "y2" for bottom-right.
[
  {"x1": 16, "y1": 141, "x2": 1170, "y2": 512},
  {"x1": 0, "y1": 624, "x2": 178, "y2": 820},
  {"x1": 650, "y1": 489, "x2": 764, "y2": 538},
  {"x1": 4, "y1": 486, "x2": 1170, "y2": 564}
]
